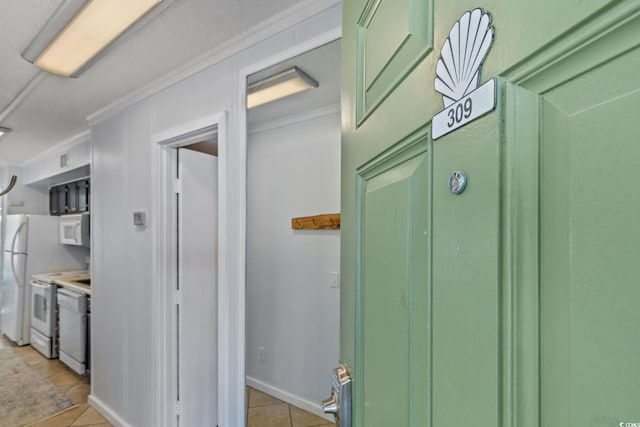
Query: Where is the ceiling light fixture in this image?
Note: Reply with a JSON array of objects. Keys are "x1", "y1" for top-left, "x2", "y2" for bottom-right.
[
  {"x1": 0, "y1": 127, "x2": 12, "y2": 138},
  {"x1": 247, "y1": 66, "x2": 319, "y2": 109},
  {"x1": 22, "y1": 0, "x2": 162, "y2": 77}
]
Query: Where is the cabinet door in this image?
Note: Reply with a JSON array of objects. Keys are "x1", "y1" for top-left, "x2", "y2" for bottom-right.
[
  {"x1": 67, "y1": 182, "x2": 79, "y2": 213},
  {"x1": 49, "y1": 185, "x2": 67, "y2": 215},
  {"x1": 49, "y1": 186, "x2": 60, "y2": 215},
  {"x1": 77, "y1": 180, "x2": 89, "y2": 212}
]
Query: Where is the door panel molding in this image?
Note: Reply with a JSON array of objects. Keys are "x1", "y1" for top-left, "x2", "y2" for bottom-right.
[
  {"x1": 357, "y1": 124, "x2": 430, "y2": 177},
  {"x1": 501, "y1": 83, "x2": 541, "y2": 427},
  {"x1": 355, "y1": 0, "x2": 434, "y2": 126},
  {"x1": 503, "y1": 0, "x2": 640, "y2": 92},
  {"x1": 499, "y1": 3, "x2": 640, "y2": 425},
  {"x1": 354, "y1": 126, "x2": 430, "y2": 427}
]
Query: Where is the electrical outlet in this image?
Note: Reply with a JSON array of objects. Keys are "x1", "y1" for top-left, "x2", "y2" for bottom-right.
[
  {"x1": 330, "y1": 271, "x2": 340, "y2": 288},
  {"x1": 258, "y1": 346, "x2": 266, "y2": 361}
]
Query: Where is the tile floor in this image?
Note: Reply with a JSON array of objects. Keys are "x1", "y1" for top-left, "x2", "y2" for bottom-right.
[
  {"x1": 1, "y1": 336, "x2": 335, "y2": 427},
  {"x1": 247, "y1": 387, "x2": 336, "y2": 427},
  {"x1": 0, "y1": 335, "x2": 112, "y2": 427}
]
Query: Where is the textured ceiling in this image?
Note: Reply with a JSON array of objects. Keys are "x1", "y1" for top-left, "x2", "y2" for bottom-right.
[{"x1": 0, "y1": 0, "x2": 311, "y2": 165}]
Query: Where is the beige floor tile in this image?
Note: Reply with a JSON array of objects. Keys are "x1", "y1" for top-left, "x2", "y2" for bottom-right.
[
  {"x1": 34, "y1": 358, "x2": 67, "y2": 377},
  {"x1": 249, "y1": 388, "x2": 286, "y2": 408},
  {"x1": 71, "y1": 406, "x2": 111, "y2": 426},
  {"x1": 247, "y1": 403, "x2": 292, "y2": 427},
  {"x1": 48, "y1": 369, "x2": 79, "y2": 389},
  {"x1": 28, "y1": 404, "x2": 88, "y2": 427},
  {"x1": 16, "y1": 345, "x2": 47, "y2": 365},
  {"x1": 65, "y1": 383, "x2": 91, "y2": 404},
  {"x1": 290, "y1": 405, "x2": 335, "y2": 427},
  {"x1": 59, "y1": 383, "x2": 77, "y2": 394}
]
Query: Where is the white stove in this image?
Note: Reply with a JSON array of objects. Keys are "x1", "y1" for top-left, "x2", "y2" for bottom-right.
[{"x1": 30, "y1": 270, "x2": 89, "y2": 358}]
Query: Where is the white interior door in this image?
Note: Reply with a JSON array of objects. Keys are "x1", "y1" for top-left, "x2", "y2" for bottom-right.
[{"x1": 177, "y1": 147, "x2": 218, "y2": 426}]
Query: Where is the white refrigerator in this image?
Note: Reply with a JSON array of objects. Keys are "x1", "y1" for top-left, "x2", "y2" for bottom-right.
[{"x1": 1, "y1": 214, "x2": 86, "y2": 345}]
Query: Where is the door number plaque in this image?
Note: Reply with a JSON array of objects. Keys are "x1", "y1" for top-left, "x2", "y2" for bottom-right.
[{"x1": 432, "y1": 8, "x2": 496, "y2": 140}]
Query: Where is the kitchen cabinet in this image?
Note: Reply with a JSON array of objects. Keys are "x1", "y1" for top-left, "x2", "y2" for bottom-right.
[
  {"x1": 49, "y1": 184, "x2": 67, "y2": 215},
  {"x1": 66, "y1": 180, "x2": 90, "y2": 213},
  {"x1": 49, "y1": 179, "x2": 90, "y2": 216},
  {"x1": 77, "y1": 180, "x2": 89, "y2": 212}
]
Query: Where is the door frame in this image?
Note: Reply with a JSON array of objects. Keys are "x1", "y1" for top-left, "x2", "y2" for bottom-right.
[
  {"x1": 230, "y1": 26, "x2": 341, "y2": 424},
  {"x1": 151, "y1": 112, "x2": 226, "y2": 427}
]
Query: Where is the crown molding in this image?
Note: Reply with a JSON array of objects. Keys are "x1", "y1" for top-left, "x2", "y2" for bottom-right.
[
  {"x1": 20, "y1": 129, "x2": 91, "y2": 167},
  {"x1": 87, "y1": 0, "x2": 343, "y2": 125},
  {"x1": 248, "y1": 103, "x2": 340, "y2": 135}
]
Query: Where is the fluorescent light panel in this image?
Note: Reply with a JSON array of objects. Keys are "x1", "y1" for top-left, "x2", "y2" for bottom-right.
[
  {"x1": 247, "y1": 67, "x2": 318, "y2": 109},
  {"x1": 23, "y1": 0, "x2": 161, "y2": 77}
]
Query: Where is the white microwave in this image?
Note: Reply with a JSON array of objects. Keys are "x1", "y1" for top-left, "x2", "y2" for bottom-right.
[{"x1": 60, "y1": 214, "x2": 90, "y2": 247}]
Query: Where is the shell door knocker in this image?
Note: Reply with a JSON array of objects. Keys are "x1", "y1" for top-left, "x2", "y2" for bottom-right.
[{"x1": 435, "y1": 8, "x2": 495, "y2": 107}]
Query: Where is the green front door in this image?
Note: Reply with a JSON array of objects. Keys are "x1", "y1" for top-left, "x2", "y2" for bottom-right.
[{"x1": 341, "y1": 1, "x2": 640, "y2": 426}]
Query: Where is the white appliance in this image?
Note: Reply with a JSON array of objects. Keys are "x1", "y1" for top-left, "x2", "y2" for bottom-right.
[
  {"x1": 57, "y1": 287, "x2": 86, "y2": 375},
  {"x1": 1, "y1": 214, "x2": 86, "y2": 345},
  {"x1": 59, "y1": 214, "x2": 89, "y2": 247},
  {"x1": 30, "y1": 270, "x2": 88, "y2": 358},
  {"x1": 30, "y1": 278, "x2": 57, "y2": 358}
]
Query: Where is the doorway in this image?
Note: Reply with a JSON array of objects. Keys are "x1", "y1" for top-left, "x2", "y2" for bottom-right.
[
  {"x1": 245, "y1": 40, "x2": 341, "y2": 425},
  {"x1": 153, "y1": 117, "x2": 222, "y2": 427}
]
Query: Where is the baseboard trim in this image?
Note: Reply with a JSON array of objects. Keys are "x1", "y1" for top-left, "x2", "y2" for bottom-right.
[
  {"x1": 88, "y1": 394, "x2": 132, "y2": 427},
  {"x1": 246, "y1": 376, "x2": 333, "y2": 422}
]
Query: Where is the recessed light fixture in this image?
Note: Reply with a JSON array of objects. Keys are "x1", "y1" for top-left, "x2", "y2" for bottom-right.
[
  {"x1": 247, "y1": 66, "x2": 319, "y2": 109},
  {"x1": 22, "y1": 0, "x2": 162, "y2": 77},
  {"x1": 0, "y1": 127, "x2": 12, "y2": 138}
]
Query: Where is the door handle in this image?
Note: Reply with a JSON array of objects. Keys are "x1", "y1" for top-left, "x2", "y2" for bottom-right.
[
  {"x1": 322, "y1": 363, "x2": 352, "y2": 426},
  {"x1": 11, "y1": 253, "x2": 20, "y2": 287},
  {"x1": 322, "y1": 391, "x2": 338, "y2": 415},
  {"x1": 11, "y1": 221, "x2": 27, "y2": 254}
]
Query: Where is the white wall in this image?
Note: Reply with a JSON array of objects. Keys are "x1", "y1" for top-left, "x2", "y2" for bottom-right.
[
  {"x1": 22, "y1": 135, "x2": 91, "y2": 185},
  {"x1": 246, "y1": 111, "x2": 340, "y2": 413},
  {"x1": 0, "y1": 166, "x2": 48, "y2": 215},
  {"x1": 89, "y1": 3, "x2": 342, "y2": 426},
  {"x1": 91, "y1": 100, "x2": 156, "y2": 427}
]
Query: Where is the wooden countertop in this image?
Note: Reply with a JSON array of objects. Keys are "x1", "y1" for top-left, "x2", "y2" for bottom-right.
[{"x1": 54, "y1": 274, "x2": 91, "y2": 295}]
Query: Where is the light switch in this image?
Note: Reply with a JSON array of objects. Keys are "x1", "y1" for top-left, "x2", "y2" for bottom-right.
[{"x1": 330, "y1": 272, "x2": 340, "y2": 288}]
